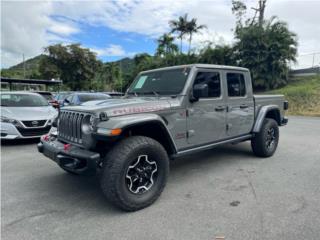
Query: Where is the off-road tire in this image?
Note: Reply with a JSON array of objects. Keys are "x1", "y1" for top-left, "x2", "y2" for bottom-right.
[
  {"x1": 251, "y1": 118, "x2": 279, "y2": 157},
  {"x1": 100, "y1": 136, "x2": 169, "y2": 211}
]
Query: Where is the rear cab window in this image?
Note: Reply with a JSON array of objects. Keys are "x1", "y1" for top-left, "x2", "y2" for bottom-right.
[{"x1": 226, "y1": 72, "x2": 246, "y2": 97}]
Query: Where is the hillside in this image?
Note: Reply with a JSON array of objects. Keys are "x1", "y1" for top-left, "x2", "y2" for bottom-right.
[
  {"x1": 1, "y1": 55, "x2": 48, "y2": 79},
  {"x1": 267, "y1": 75, "x2": 320, "y2": 117},
  {"x1": 1, "y1": 55, "x2": 135, "y2": 79}
]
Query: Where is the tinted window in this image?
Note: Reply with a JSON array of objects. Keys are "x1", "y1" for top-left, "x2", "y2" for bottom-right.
[
  {"x1": 194, "y1": 71, "x2": 221, "y2": 98},
  {"x1": 128, "y1": 68, "x2": 190, "y2": 95},
  {"x1": 0, "y1": 94, "x2": 49, "y2": 107},
  {"x1": 227, "y1": 73, "x2": 246, "y2": 97}
]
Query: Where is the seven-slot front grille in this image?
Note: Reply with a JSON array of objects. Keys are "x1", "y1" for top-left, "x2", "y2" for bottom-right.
[
  {"x1": 58, "y1": 111, "x2": 86, "y2": 144},
  {"x1": 22, "y1": 120, "x2": 47, "y2": 127}
]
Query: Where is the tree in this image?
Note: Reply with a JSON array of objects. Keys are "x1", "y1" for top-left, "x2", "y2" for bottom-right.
[
  {"x1": 234, "y1": 17, "x2": 297, "y2": 89},
  {"x1": 169, "y1": 14, "x2": 188, "y2": 53},
  {"x1": 232, "y1": 0, "x2": 247, "y2": 26},
  {"x1": 156, "y1": 33, "x2": 178, "y2": 57},
  {"x1": 186, "y1": 17, "x2": 206, "y2": 54},
  {"x1": 39, "y1": 44, "x2": 101, "y2": 90},
  {"x1": 198, "y1": 44, "x2": 236, "y2": 66}
]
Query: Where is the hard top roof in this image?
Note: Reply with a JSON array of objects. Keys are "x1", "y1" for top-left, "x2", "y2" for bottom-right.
[{"x1": 141, "y1": 64, "x2": 249, "y2": 74}]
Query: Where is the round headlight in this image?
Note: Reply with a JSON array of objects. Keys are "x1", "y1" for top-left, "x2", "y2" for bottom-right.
[{"x1": 89, "y1": 115, "x2": 95, "y2": 130}]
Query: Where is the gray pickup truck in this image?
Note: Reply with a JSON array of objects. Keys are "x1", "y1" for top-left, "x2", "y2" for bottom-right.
[{"x1": 38, "y1": 64, "x2": 288, "y2": 211}]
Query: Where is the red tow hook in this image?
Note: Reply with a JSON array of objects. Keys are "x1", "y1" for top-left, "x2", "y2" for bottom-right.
[
  {"x1": 64, "y1": 144, "x2": 71, "y2": 151},
  {"x1": 43, "y1": 134, "x2": 50, "y2": 141}
]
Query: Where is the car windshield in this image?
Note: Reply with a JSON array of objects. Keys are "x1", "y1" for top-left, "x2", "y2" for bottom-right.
[
  {"x1": 0, "y1": 93, "x2": 49, "y2": 107},
  {"x1": 78, "y1": 94, "x2": 111, "y2": 103},
  {"x1": 38, "y1": 93, "x2": 53, "y2": 101},
  {"x1": 127, "y1": 67, "x2": 190, "y2": 95}
]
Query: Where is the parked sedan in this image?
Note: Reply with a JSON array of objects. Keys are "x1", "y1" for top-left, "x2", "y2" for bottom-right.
[
  {"x1": 0, "y1": 92, "x2": 58, "y2": 139},
  {"x1": 63, "y1": 92, "x2": 111, "y2": 106}
]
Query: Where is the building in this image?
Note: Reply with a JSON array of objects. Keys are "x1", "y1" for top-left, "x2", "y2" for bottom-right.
[{"x1": 0, "y1": 77, "x2": 62, "y2": 91}]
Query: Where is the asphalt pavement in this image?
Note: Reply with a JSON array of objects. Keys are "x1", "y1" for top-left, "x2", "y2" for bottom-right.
[{"x1": 1, "y1": 116, "x2": 320, "y2": 240}]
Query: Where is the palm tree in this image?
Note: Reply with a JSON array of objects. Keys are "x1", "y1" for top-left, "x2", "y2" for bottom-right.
[
  {"x1": 186, "y1": 18, "x2": 207, "y2": 54},
  {"x1": 169, "y1": 14, "x2": 189, "y2": 53},
  {"x1": 156, "y1": 33, "x2": 178, "y2": 57}
]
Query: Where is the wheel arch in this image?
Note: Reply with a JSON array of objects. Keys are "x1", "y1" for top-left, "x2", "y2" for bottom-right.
[
  {"x1": 253, "y1": 105, "x2": 281, "y2": 133},
  {"x1": 121, "y1": 120, "x2": 177, "y2": 156}
]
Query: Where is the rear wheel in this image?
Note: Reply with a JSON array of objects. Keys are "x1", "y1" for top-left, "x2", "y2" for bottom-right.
[
  {"x1": 100, "y1": 136, "x2": 169, "y2": 211},
  {"x1": 251, "y1": 118, "x2": 279, "y2": 157}
]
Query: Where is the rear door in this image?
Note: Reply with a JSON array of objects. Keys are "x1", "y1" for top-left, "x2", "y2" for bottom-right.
[
  {"x1": 186, "y1": 69, "x2": 227, "y2": 146},
  {"x1": 224, "y1": 71, "x2": 254, "y2": 137}
]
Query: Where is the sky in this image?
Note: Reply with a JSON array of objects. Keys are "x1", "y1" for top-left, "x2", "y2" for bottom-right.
[{"x1": 1, "y1": 0, "x2": 320, "y2": 69}]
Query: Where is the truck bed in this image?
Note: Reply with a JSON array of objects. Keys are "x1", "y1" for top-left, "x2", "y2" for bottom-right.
[{"x1": 253, "y1": 94, "x2": 285, "y2": 117}]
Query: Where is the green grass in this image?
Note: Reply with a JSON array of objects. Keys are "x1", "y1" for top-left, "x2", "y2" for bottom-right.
[{"x1": 267, "y1": 75, "x2": 320, "y2": 117}]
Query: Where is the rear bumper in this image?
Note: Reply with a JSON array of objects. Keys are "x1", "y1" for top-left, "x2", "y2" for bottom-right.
[
  {"x1": 281, "y1": 117, "x2": 288, "y2": 126},
  {"x1": 38, "y1": 138, "x2": 100, "y2": 175}
]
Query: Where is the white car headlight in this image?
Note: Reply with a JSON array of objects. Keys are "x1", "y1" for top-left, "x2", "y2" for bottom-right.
[{"x1": 0, "y1": 116, "x2": 22, "y2": 126}]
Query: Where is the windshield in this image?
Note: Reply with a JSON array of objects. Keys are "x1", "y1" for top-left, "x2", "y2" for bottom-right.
[
  {"x1": 0, "y1": 93, "x2": 49, "y2": 107},
  {"x1": 127, "y1": 67, "x2": 190, "y2": 95},
  {"x1": 38, "y1": 93, "x2": 53, "y2": 101},
  {"x1": 78, "y1": 94, "x2": 110, "y2": 103}
]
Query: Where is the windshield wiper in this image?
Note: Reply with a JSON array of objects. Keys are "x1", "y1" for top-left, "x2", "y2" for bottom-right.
[
  {"x1": 127, "y1": 92, "x2": 138, "y2": 97},
  {"x1": 138, "y1": 91, "x2": 160, "y2": 97}
]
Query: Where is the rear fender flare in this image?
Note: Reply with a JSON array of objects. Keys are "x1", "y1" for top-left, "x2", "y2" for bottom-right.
[{"x1": 253, "y1": 105, "x2": 280, "y2": 133}]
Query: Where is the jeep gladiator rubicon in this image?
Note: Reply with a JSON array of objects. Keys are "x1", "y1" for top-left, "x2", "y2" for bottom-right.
[{"x1": 38, "y1": 64, "x2": 288, "y2": 211}]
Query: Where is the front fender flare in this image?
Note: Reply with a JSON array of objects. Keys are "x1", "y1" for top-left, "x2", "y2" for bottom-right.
[{"x1": 96, "y1": 113, "x2": 177, "y2": 152}]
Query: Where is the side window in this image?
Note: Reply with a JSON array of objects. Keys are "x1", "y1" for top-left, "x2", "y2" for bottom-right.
[
  {"x1": 194, "y1": 71, "x2": 221, "y2": 98},
  {"x1": 227, "y1": 73, "x2": 246, "y2": 97}
]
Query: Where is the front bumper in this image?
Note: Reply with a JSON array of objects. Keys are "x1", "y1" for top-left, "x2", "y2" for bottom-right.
[
  {"x1": 0, "y1": 122, "x2": 51, "y2": 139},
  {"x1": 38, "y1": 138, "x2": 100, "y2": 175}
]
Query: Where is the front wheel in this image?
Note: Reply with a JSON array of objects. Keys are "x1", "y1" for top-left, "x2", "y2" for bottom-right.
[
  {"x1": 251, "y1": 118, "x2": 279, "y2": 157},
  {"x1": 100, "y1": 136, "x2": 169, "y2": 211}
]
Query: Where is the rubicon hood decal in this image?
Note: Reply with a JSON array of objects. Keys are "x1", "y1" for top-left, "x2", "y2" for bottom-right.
[
  {"x1": 110, "y1": 104, "x2": 169, "y2": 117},
  {"x1": 63, "y1": 97, "x2": 172, "y2": 117}
]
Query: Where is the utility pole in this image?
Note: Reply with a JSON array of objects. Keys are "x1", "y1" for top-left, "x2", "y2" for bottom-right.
[
  {"x1": 22, "y1": 53, "x2": 26, "y2": 78},
  {"x1": 251, "y1": 0, "x2": 267, "y2": 26}
]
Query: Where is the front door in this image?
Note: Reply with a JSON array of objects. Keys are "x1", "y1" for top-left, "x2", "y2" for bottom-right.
[{"x1": 186, "y1": 69, "x2": 227, "y2": 147}]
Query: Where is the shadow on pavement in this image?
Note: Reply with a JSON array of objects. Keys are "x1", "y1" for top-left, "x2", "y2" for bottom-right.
[
  {"x1": 1, "y1": 138, "x2": 40, "y2": 146},
  {"x1": 32, "y1": 142, "x2": 255, "y2": 213}
]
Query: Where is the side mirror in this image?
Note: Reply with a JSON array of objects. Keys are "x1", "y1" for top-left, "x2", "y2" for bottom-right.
[
  {"x1": 191, "y1": 83, "x2": 208, "y2": 102},
  {"x1": 64, "y1": 98, "x2": 70, "y2": 105}
]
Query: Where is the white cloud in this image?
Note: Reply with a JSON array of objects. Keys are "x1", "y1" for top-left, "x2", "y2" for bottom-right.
[
  {"x1": 91, "y1": 44, "x2": 128, "y2": 57},
  {"x1": 1, "y1": 0, "x2": 319, "y2": 68},
  {"x1": 1, "y1": 1, "x2": 80, "y2": 68},
  {"x1": 48, "y1": 21, "x2": 79, "y2": 36}
]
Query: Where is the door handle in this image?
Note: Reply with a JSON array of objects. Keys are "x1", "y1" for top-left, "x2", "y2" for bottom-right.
[
  {"x1": 215, "y1": 106, "x2": 226, "y2": 112},
  {"x1": 240, "y1": 104, "x2": 249, "y2": 109}
]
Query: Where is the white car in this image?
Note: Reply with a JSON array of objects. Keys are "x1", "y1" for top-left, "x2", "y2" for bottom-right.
[{"x1": 0, "y1": 92, "x2": 58, "y2": 139}]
